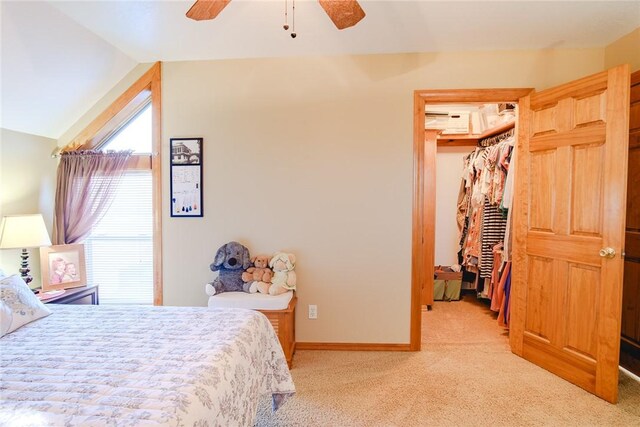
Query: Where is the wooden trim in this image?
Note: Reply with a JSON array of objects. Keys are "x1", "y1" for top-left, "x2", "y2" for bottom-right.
[
  {"x1": 151, "y1": 64, "x2": 163, "y2": 306},
  {"x1": 621, "y1": 68, "x2": 640, "y2": 378},
  {"x1": 621, "y1": 335, "x2": 640, "y2": 353},
  {"x1": 125, "y1": 154, "x2": 152, "y2": 170},
  {"x1": 411, "y1": 92, "x2": 425, "y2": 351},
  {"x1": 422, "y1": 129, "x2": 438, "y2": 307},
  {"x1": 436, "y1": 139, "x2": 479, "y2": 147},
  {"x1": 530, "y1": 72, "x2": 608, "y2": 110},
  {"x1": 509, "y1": 94, "x2": 531, "y2": 357},
  {"x1": 63, "y1": 62, "x2": 163, "y2": 306},
  {"x1": 63, "y1": 64, "x2": 161, "y2": 152},
  {"x1": 82, "y1": 91, "x2": 151, "y2": 151},
  {"x1": 417, "y1": 89, "x2": 533, "y2": 104},
  {"x1": 595, "y1": 64, "x2": 630, "y2": 403},
  {"x1": 411, "y1": 88, "x2": 534, "y2": 352},
  {"x1": 296, "y1": 342, "x2": 411, "y2": 351}
]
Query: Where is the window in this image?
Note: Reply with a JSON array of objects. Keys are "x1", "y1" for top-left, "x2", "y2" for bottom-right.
[
  {"x1": 101, "y1": 103, "x2": 152, "y2": 153},
  {"x1": 63, "y1": 62, "x2": 162, "y2": 305},
  {"x1": 84, "y1": 172, "x2": 153, "y2": 304},
  {"x1": 83, "y1": 99, "x2": 154, "y2": 304}
]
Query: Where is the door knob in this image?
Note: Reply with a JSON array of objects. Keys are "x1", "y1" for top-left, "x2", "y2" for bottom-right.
[{"x1": 599, "y1": 247, "x2": 616, "y2": 259}]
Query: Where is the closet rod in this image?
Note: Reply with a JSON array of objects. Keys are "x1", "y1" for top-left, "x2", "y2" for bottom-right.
[{"x1": 478, "y1": 127, "x2": 515, "y2": 147}]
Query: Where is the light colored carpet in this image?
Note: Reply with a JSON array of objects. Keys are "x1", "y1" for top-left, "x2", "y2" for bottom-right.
[{"x1": 255, "y1": 294, "x2": 640, "y2": 426}]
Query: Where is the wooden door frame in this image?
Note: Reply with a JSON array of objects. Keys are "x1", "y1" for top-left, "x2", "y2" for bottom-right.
[{"x1": 410, "y1": 88, "x2": 533, "y2": 351}]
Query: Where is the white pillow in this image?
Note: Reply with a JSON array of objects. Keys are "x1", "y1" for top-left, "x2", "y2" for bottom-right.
[{"x1": 0, "y1": 274, "x2": 51, "y2": 338}]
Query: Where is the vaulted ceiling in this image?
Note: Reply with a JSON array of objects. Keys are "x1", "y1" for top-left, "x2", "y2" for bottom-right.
[{"x1": 2, "y1": 1, "x2": 639, "y2": 139}]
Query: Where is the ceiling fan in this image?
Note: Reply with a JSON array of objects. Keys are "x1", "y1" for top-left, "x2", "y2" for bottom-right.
[{"x1": 186, "y1": 0, "x2": 366, "y2": 30}]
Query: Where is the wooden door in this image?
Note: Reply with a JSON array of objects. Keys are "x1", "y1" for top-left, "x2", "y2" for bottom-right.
[
  {"x1": 621, "y1": 71, "x2": 640, "y2": 363},
  {"x1": 511, "y1": 65, "x2": 630, "y2": 403}
]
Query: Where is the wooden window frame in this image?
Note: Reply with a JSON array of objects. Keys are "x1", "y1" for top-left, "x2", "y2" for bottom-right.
[
  {"x1": 411, "y1": 88, "x2": 533, "y2": 351},
  {"x1": 62, "y1": 62, "x2": 163, "y2": 305}
]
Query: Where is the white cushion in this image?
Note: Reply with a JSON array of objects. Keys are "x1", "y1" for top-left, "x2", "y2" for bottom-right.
[
  {"x1": 208, "y1": 291, "x2": 294, "y2": 311},
  {"x1": 0, "y1": 274, "x2": 51, "y2": 337}
]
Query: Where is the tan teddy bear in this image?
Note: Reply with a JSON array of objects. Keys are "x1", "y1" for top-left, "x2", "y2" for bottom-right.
[
  {"x1": 241, "y1": 255, "x2": 273, "y2": 293},
  {"x1": 255, "y1": 252, "x2": 296, "y2": 296}
]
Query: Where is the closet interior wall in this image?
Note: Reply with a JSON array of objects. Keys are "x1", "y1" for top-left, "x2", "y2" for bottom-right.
[{"x1": 435, "y1": 145, "x2": 470, "y2": 268}]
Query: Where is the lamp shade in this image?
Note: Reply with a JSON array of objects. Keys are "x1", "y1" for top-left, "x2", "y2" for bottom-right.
[{"x1": 0, "y1": 214, "x2": 52, "y2": 249}]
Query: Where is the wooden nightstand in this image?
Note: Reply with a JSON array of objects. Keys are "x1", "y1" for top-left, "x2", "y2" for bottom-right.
[{"x1": 41, "y1": 285, "x2": 99, "y2": 305}]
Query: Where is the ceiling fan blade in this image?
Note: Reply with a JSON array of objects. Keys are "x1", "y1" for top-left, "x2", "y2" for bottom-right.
[
  {"x1": 318, "y1": 0, "x2": 365, "y2": 30},
  {"x1": 186, "y1": 0, "x2": 231, "y2": 21}
]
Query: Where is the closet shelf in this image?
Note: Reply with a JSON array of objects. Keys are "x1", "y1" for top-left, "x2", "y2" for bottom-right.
[{"x1": 435, "y1": 120, "x2": 515, "y2": 147}]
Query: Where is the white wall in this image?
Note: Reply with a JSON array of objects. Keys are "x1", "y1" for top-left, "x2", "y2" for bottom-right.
[
  {"x1": 0, "y1": 129, "x2": 57, "y2": 285},
  {"x1": 1, "y1": 1, "x2": 137, "y2": 139},
  {"x1": 435, "y1": 147, "x2": 471, "y2": 266},
  {"x1": 10, "y1": 25, "x2": 640, "y2": 344},
  {"x1": 38, "y1": 28, "x2": 639, "y2": 344},
  {"x1": 161, "y1": 48, "x2": 604, "y2": 344},
  {"x1": 604, "y1": 27, "x2": 640, "y2": 72},
  {"x1": 57, "y1": 63, "x2": 154, "y2": 148}
]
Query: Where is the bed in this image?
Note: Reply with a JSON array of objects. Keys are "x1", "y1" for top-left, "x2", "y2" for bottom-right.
[
  {"x1": 207, "y1": 291, "x2": 297, "y2": 368},
  {"x1": 0, "y1": 303, "x2": 295, "y2": 426}
]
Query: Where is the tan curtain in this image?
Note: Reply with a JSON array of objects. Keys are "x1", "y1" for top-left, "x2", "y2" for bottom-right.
[{"x1": 52, "y1": 151, "x2": 132, "y2": 244}]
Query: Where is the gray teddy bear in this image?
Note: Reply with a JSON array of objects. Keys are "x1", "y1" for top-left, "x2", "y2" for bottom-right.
[{"x1": 205, "y1": 241, "x2": 252, "y2": 295}]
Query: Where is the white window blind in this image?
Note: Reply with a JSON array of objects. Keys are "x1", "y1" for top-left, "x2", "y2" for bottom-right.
[{"x1": 84, "y1": 171, "x2": 153, "y2": 305}]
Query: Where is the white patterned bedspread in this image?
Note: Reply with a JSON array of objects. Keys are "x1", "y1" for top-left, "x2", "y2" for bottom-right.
[{"x1": 0, "y1": 305, "x2": 295, "y2": 426}]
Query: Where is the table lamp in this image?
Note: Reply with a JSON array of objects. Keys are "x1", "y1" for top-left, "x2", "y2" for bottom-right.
[{"x1": 0, "y1": 214, "x2": 52, "y2": 285}]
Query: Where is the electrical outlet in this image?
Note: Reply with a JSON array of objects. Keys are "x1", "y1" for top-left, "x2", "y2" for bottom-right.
[{"x1": 308, "y1": 304, "x2": 318, "y2": 319}]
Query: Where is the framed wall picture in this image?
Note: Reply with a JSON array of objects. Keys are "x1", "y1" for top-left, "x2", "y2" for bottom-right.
[
  {"x1": 170, "y1": 138, "x2": 202, "y2": 165},
  {"x1": 170, "y1": 138, "x2": 203, "y2": 217},
  {"x1": 40, "y1": 244, "x2": 87, "y2": 291}
]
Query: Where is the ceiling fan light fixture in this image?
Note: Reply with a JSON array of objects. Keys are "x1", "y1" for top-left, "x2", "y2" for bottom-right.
[
  {"x1": 318, "y1": 0, "x2": 366, "y2": 30},
  {"x1": 186, "y1": 0, "x2": 366, "y2": 33},
  {"x1": 186, "y1": 0, "x2": 231, "y2": 21}
]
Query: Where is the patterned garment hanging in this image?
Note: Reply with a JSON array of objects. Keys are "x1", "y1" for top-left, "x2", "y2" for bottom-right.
[{"x1": 479, "y1": 196, "x2": 508, "y2": 278}]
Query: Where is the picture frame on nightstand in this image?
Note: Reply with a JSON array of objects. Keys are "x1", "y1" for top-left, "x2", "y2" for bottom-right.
[{"x1": 39, "y1": 244, "x2": 87, "y2": 292}]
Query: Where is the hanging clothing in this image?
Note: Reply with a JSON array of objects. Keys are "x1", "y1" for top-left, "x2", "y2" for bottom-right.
[
  {"x1": 456, "y1": 178, "x2": 468, "y2": 241},
  {"x1": 492, "y1": 257, "x2": 510, "y2": 313},
  {"x1": 479, "y1": 197, "x2": 508, "y2": 278},
  {"x1": 498, "y1": 268, "x2": 512, "y2": 328},
  {"x1": 501, "y1": 145, "x2": 517, "y2": 262},
  {"x1": 490, "y1": 243, "x2": 503, "y2": 311},
  {"x1": 454, "y1": 126, "x2": 516, "y2": 322},
  {"x1": 493, "y1": 144, "x2": 512, "y2": 207},
  {"x1": 464, "y1": 202, "x2": 484, "y2": 263},
  {"x1": 501, "y1": 144, "x2": 516, "y2": 212}
]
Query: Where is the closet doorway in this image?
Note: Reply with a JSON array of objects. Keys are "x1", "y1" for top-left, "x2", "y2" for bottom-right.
[
  {"x1": 410, "y1": 89, "x2": 530, "y2": 352},
  {"x1": 411, "y1": 65, "x2": 632, "y2": 404}
]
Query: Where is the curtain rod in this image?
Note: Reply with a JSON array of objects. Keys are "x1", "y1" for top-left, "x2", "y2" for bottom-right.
[
  {"x1": 51, "y1": 147, "x2": 63, "y2": 158},
  {"x1": 51, "y1": 149, "x2": 155, "y2": 159}
]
